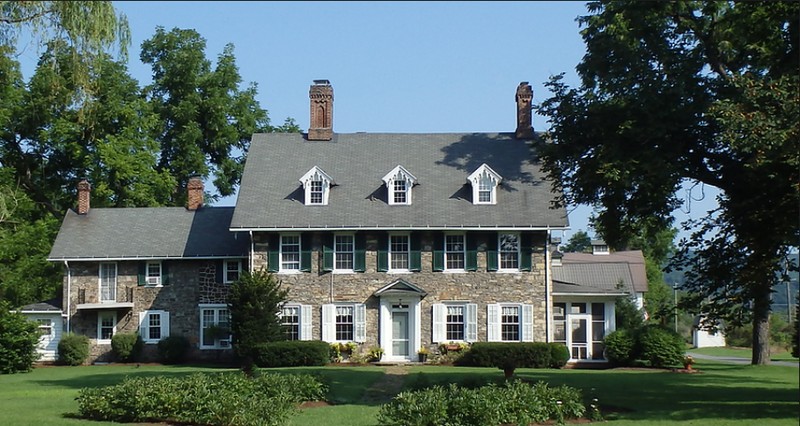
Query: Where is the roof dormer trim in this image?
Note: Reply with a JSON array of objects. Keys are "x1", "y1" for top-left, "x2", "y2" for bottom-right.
[
  {"x1": 299, "y1": 166, "x2": 334, "y2": 206},
  {"x1": 382, "y1": 165, "x2": 417, "y2": 205},
  {"x1": 467, "y1": 163, "x2": 502, "y2": 205}
]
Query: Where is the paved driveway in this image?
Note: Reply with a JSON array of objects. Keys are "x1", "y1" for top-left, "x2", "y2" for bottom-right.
[{"x1": 687, "y1": 352, "x2": 799, "y2": 367}]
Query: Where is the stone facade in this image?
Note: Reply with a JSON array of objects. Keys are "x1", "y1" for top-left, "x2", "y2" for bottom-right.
[
  {"x1": 64, "y1": 260, "x2": 238, "y2": 363},
  {"x1": 253, "y1": 230, "x2": 550, "y2": 355}
]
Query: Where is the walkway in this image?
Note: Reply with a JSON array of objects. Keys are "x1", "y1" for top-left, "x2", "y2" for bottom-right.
[
  {"x1": 686, "y1": 352, "x2": 799, "y2": 368},
  {"x1": 359, "y1": 364, "x2": 410, "y2": 404}
]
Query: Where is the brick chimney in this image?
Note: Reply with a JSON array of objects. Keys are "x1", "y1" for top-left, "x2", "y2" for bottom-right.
[
  {"x1": 515, "y1": 81, "x2": 534, "y2": 139},
  {"x1": 77, "y1": 179, "x2": 91, "y2": 215},
  {"x1": 308, "y1": 80, "x2": 333, "y2": 141},
  {"x1": 186, "y1": 176, "x2": 204, "y2": 211}
]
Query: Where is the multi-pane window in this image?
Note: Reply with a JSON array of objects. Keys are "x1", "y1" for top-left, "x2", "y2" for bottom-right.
[
  {"x1": 591, "y1": 303, "x2": 606, "y2": 360},
  {"x1": 99, "y1": 263, "x2": 117, "y2": 302},
  {"x1": 445, "y1": 234, "x2": 465, "y2": 270},
  {"x1": 146, "y1": 262, "x2": 161, "y2": 286},
  {"x1": 280, "y1": 235, "x2": 301, "y2": 271},
  {"x1": 478, "y1": 175, "x2": 493, "y2": 203},
  {"x1": 139, "y1": 310, "x2": 169, "y2": 344},
  {"x1": 98, "y1": 312, "x2": 115, "y2": 341},
  {"x1": 500, "y1": 306, "x2": 520, "y2": 341},
  {"x1": 393, "y1": 180, "x2": 407, "y2": 204},
  {"x1": 446, "y1": 305, "x2": 465, "y2": 340},
  {"x1": 389, "y1": 235, "x2": 409, "y2": 270},
  {"x1": 499, "y1": 233, "x2": 520, "y2": 270},
  {"x1": 282, "y1": 306, "x2": 300, "y2": 341},
  {"x1": 37, "y1": 319, "x2": 53, "y2": 337},
  {"x1": 225, "y1": 260, "x2": 241, "y2": 283},
  {"x1": 147, "y1": 313, "x2": 161, "y2": 341},
  {"x1": 335, "y1": 235, "x2": 354, "y2": 271},
  {"x1": 553, "y1": 303, "x2": 567, "y2": 343},
  {"x1": 200, "y1": 306, "x2": 230, "y2": 348},
  {"x1": 309, "y1": 180, "x2": 324, "y2": 204},
  {"x1": 335, "y1": 305, "x2": 354, "y2": 341}
]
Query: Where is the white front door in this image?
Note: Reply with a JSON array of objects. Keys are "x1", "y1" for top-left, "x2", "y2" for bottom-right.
[
  {"x1": 380, "y1": 297, "x2": 420, "y2": 361},
  {"x1": 392, "y1": 311, "x2": 410, "y2": 357}
]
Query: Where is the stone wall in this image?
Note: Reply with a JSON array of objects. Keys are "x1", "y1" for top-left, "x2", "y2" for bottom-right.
[{"x1": 253, "y1": 230, "x2": 550, "y2": 352}]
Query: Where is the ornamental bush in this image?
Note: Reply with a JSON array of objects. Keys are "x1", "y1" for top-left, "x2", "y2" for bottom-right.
[
  {"x1": 252, "y1": 340, "x2": 330, "y2": 368},
  {"x1": 157, "y1": 335, "x2": 190, "y2": 364},
  {"x1": 604, "y1": 329, "x2": 637, "y2": 366},
  {"x1": 111, "y1": 332, "x2": 142, "y2": 362},
  {"x1": 458, "y1": 342, "x2": 566, "y2": 377},
  {"x1": 0, "y1": 303, "x2": 40, "y2": 374},
  {"x1": 637, "y1": 325, "x2": 685, "y2": 368},
  {"x1": 549, "y1": 343, "x2": 570, "y2": 368},
  {"x1": 58, "y1": 333, "x2": 89, "y2": 366},
  {"x1": 378, "y1": 380, "x2": 585, "y2": 426}
]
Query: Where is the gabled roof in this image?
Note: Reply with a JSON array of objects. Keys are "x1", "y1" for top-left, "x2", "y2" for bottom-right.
[
  {"x1": 561, "y1": 250, "x2": 648, "y2": 293},
  {"x1": 231, "y1": 132, "x2": 568, "y2": 230},
  {"x1": 551, "y1": 262, "x2": 638, "y2": 295},
  {"x1": 18, "y1": 298, "x2": 62, "y2": 313},
  {"x1": 467, "y1": 163, "x2": 502, "y2": 185},
  {"x1": 374, "y1": 278, "x2": 428, "y2": 298},
  {"x1": 48, "y1": 207, "x2": 249, "y2": 261},
  {"x1": 299, "y1": 166, "x2": 335, "y2": 186},
  {"x1": 382, "y1": 165, "x2": 417, "y2": 186}
]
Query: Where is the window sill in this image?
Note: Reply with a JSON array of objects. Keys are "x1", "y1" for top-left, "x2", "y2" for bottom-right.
[
  {"x1": 143, "y1": 285, "x2": 163, "y2": 288},
  {"x1": 96, "y1": 339, "x2": 112, "y2": 345},
  {"x1": 278, "y1": 270, "x2": 303, "y2": 275},
  {"x1": 387, "y1": 270, "x2": 413, "y2": 274},
  {"x1": 495, "y1": 269, "x2": 521, "y2": 274},
  {"x1": 442, "y1": 269, "x2": 467, "y2": 274},
  {"x1": 332, "y1": 270, "x2": 355, "y2": 274}
]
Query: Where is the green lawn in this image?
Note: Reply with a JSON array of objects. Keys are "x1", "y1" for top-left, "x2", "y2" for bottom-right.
[
  {"x1": 1, "y1": 360, "x2": 797, "y2": 426},
  {"x1": 691, "y1": 346, "x2": 799, "y2": 363}
]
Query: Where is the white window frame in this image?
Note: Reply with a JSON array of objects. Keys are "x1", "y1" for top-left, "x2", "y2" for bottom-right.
[
  {"x1": 36, "y1": 318, "x2": 54, "y2": 337},
  {"x1": 139, "y1": 310, "x2": 170, "y2": 344},
  {"x1": 498, "y1": 233, "x2": 521, "y2": 271},
  {"x1": 97, "y1": 311, "x2": 116, "y2": 343},
  {"x1": 321, "y1": 303, "x2": 366, "y2": 343},
  {"x1": 199, "y1": 304, "x2": 231, "y2": 349},
  {"x1": 299, "y1": 166, "x2": 334, "y2": 206},
  {"x1": 382, "y1": 165, "x2": 417, "y2": 206},
  {"x1": 444, "y1": 233, "x2": 466, "y2": 272},
  {"x1": 334, "y1": 234, "x2": 355, "y2": 273},
  {"x1": 99, "y1": 262, "x2": 117, "y2": 303},
  {"x1": 388, "y1": 233, "x2": 410, "y2": 272},
  {"x1": 432, "y1": 303, "x2": 477, "y2": 343},
  {"x1": 279, "y1": 234, "x2": 302, "y2": 273},
  {"x1": 224, "y1": 260, "x2": 242, "y2": 283},
  {"x1": 145, "y1": 261, "x2": 162, "y2": 287},
  {"x1": 281, "y1": 305, "x2": 302, "y2": 341},
  {"x1": 487, "y1": 303, "x2": 533, "y2": 342},
  {"x1": 467, "y1": 163, "x2": 502, "y2": 205}
]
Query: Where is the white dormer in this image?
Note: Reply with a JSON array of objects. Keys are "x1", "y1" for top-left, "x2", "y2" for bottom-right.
[
  {"x1": 299, "y1": 166, "x2": 334, "y2": 206},
  {"x1": 382, "y1": 165, "x2": 417, "y2": 205},
  {"x1": 467, "y1": 163, "x2": 502, "y2": 205}
]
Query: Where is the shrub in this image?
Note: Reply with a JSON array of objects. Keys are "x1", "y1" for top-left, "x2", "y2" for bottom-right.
[
  {"x1": 459, "y1": 342, "x2": 562, "y2": 377},
  {"x1": 76, "y1": 371, "x2": 326, "y2": 426},
  {"x1": 604, "y1": 329, "x2": 637, "y2": 366},
  {"x1": 0, "y1": 303, "x2": 40, "y2": 374},
  {"x1": 378, "y1": 380, "x2": 585, "y2": 426},
  {"x1": 637, "y1": 325, "x2": 684, "y2": 368},
  {"x1": 549, "y1": 343, "x2": 570, "y2": 368},
  {"x1": 252, "y1": 340, "x2": 329, "y2": 368},
  {"x1": 793, "y1": 292, "x2": 799, "y2": 358},
  {"x1": 157, "y1": 335, "x2": 190, "y2": 364},
  {"x1": 111, "y1": 332, "x2": 142, "y2": 362},
  {"x1": 58, "y1": 333, "x2": 90, "y2": 366}
]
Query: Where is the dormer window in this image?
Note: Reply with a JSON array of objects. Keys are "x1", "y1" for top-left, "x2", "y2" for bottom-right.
[
  {"x1": 382, "y1": 165, "x2": 417, "y2": 205},
  {"x1": 299, "y1": 166, "x2": 334, "y2": 206},
  {"x1": 467, "y1": 163, "x2": 502, "y2": 205}
]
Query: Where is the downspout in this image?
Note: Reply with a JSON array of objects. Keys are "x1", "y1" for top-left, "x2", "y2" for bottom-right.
[
  {"x1": 544, "y1": 230, "x2": 550, "y2": 343},
  {"x1": 249, "y1": 231, "x2": 254, "y2": 273},
  {"x1": 64, "y1": 261, "x2": 71, "y2": 332}
]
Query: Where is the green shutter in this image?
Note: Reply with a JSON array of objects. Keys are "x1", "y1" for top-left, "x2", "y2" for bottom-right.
[
  {"x1": 466, "y1": 233, "x2": 478, "y2": 271},
  {"x1": 215, "y1": 260, "x2": 224, "y2": 283},
  {"x1": 322, "y1": 234, "x2": 334, "y2": 271},
  {"x1": 300, "y1": 233, "x2": 313, "y2": 272},
  {"x1": 432, "y1": 233, "x2": 444, "y2": 272},
  {"x1": 137, "y1": 262, "x2": 146, "y2": 286},
  {"x1": 162, "y1": 262, "x2": 170, "y2": 285},
  {"x1": 409, "y1": 232, "x2": 421, "y2": 271},
  {"x1": 377, "y1": 233, "x2": 388, "y2": 272},
  {"x1": 354, "y1": 233, "x2": 366, "y2": 272},
  {"x1": 520, "y1": 233, "x2": 532, "y2": 272},
  {"x1": 267, "y1": 234, "x2": 279, "y2": 272},
  {"x1": 486, "y1": 232, "x2": 498, "y2": 271}
]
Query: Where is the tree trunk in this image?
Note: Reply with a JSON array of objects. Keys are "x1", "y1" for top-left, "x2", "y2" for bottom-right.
[{"x1": 751, "y1": 290, "x2": 771, "y2": 365}]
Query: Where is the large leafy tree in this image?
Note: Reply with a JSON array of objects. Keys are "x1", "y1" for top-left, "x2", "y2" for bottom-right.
[
  {"x1": 141, "y1": 27, "x2": 271, "y2": 204},
  {"x1": 536, "y1": 1, "x2": 799, "y2": 364},
  {"x1": 560, "y1": 230, "x2": 592, "y2": 253}
]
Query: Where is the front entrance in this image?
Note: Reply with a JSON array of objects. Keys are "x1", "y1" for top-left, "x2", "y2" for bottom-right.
[
  {"x1": 374, "y1": 278, "x2": 427, "y2": 362},
  {"x1": 391, "y1": 310, "x2": 410, "y2": 357},
  {"x1": 554, "y1": 301, "x2": 611, "y2": 362}
]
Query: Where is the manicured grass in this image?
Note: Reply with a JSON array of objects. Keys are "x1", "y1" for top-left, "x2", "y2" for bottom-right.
[
  {"x1": 1, "y1": 360, "x2": 797, "y2": 426},
  {"x1": 691, "y1": 346, "x2": 799, "y2": 362}
]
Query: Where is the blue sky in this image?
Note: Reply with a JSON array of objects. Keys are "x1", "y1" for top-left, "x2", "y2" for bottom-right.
[{"x1": 15, "y1": 1, "x2": 720, "y2": 243}]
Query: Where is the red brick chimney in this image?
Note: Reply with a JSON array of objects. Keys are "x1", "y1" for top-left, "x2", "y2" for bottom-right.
[
  {"x1": 308, "y1": 80, "x2": 333, "y2": 141},
  {"x1": 77, "y1": 179, "x2": 91, "y2": 215},
  {"x1": 186, "y1": 176, "x2": 204, "y2": 211},
  {"x1": 515, "y1": 82, "x2": 534, "y2": 139}
]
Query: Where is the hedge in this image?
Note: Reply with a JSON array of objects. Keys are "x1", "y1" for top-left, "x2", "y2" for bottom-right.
[
  {"x1": 252, "y1": 340, "x2": 330, "y2": 368},
  {"x1": 58, "y1": 333, "x2": 90, "y2": 366},
  {"x1": 458, "y1": 342, "x2": 569, "y2": 376}
]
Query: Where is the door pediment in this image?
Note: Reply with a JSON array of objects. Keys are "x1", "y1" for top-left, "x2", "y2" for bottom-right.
[{"x1": 373, "y1": 278, "x2": 427, "y2": 298}]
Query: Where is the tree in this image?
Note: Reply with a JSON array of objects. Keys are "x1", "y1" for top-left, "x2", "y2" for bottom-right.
[
  {"x1": 792, "y1": 291, "x2": 799, "y2": 358},
  {"x1": 536, "y1": 1, "x2": 799, "y2": 365},
  {"x1": 228, "y1": 270, "x2": 289, "y2": 365},
  {"x1": 560, "y1": 230, "x2": 591, "y2": 253},
  {"x1": 141, "y1": 27, "x2": 271, "y2": 205},
  {"x1": 0, "y1": 301, "x2": 40, "y2": 373}
]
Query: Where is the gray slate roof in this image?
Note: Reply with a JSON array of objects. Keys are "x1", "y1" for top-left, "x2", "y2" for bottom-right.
[
  {"x1": 230, "y1": 132, "x2": 568, "y2": 230},
  {"x1": 562, "y1": 251, "x2": 648, "y2": 293},
  {"x1": 48, "y1": 207, "x2": 248, "y2": 261},
  {"x1": 19, "y1": 298, "x2": 62, "y2": 312},
  {"x1": 551, "y1": 263, "x2": 636, "y2": 295}
]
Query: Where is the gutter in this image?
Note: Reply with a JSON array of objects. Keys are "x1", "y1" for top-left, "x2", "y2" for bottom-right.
[
  {"x1": 229, "y1": 225, "x2": 569, "y2": 232},
  {"x1": 545, "y1": 230, "x2": 550, "y2": 343},
  {"x1": 249, "y1": 231, "x2": 254, "y2": 273}
]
